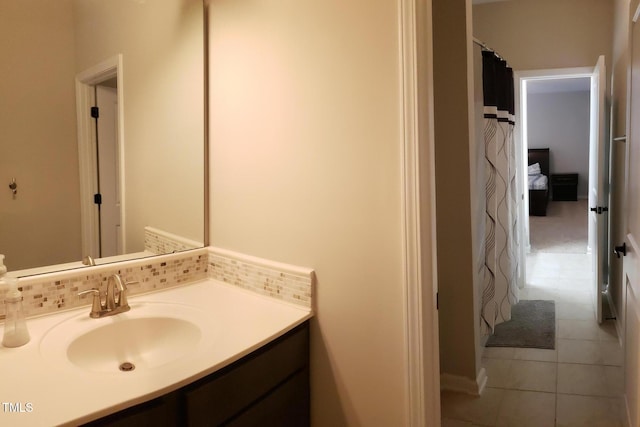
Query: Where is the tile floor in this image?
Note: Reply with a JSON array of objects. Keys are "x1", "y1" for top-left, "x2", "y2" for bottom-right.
[{"x1": 441, "y1": 252, "x2": 626, "y2": 427}]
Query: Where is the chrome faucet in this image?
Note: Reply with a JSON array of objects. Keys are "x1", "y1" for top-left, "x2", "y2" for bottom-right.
[{"x1": 78, "y1": 274, "x2": 136, "y2": 318}]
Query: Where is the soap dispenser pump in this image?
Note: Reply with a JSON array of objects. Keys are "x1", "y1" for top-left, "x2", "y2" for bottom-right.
[{"x1": 1, "y1": 263, "x2": 30, "y2": 348}]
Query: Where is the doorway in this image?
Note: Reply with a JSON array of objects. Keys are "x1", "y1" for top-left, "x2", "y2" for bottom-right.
[
  {"x1": 441, "y1": 67, "x2": 622, "y2": 426},
  {"x1": 75, "y1": 55, "x2": 126, "y2": 260},
  {"x1": 522, "y1": 75, "x2": 591, "y2": 290},
  {"x1": 95, "y1": 81, "x2": 122, "y2": 258},
  {"x1": 515, "y1": 64, "x2": 608, "y2": 322}
]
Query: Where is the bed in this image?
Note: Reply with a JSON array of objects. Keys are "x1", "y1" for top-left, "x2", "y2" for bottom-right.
[{"x1": 528, "y1": 148, "x2": 550, "y2": 216}]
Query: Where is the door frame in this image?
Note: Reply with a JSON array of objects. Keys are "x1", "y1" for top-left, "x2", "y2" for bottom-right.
[
  {"x1": 622, "y1": 6, "x2": 640, "y2": 425},
  {"x1": 400, "y1": 0, "x2": 441, "y2": 424},
  {"x1": 95, "y1": 84, "x2": 122, "y2": 257},
  {"x1": 75, "y1": 55, "x2": 126, "y2": 259},
  {"x1": 514, "y1": 67, "x2": 595, "y2": 287}
]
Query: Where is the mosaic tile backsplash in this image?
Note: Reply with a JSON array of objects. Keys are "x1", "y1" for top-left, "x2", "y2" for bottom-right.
[
  {"x1": 144, "y1": 226, "x2": 203, "y2": 255},
  {"x1": 0, "y1": 249, "x2": 208, "y2": 321},
  {"x1": 0, "y1": 247, "x2": 314, "y2": 322},
  {"x1": 207, "y1": 247, "x2": 314, "y2": 310}
]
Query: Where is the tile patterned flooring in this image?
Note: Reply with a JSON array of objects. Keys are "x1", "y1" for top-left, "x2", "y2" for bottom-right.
[{"x1": 441, "y1": 252, "x2": 626, "y2": 427}]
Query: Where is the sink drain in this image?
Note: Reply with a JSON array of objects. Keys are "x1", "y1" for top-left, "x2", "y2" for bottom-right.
[{"x1": 119, "y1": 362, "x2": 135, "y2": 372}]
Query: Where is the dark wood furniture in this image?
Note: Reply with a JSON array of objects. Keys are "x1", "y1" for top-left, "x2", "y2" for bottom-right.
[
  {"x1": 551, "y1": 173, "x2": 579, "y2": 201},
  {"x1": 83, "y1": 322, "x2": 310, "y2": 427},
  {"x1": 528, "y1": 148, "x2": 550, "y2": 216}
]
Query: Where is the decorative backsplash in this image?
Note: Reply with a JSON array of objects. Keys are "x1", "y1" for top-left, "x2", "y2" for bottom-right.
[
  {"x1": 207, "y1": 247, "x2": 314, "y2": 310},
  {"x1": 0, "y1": 249, "x2": 208, "y2": 320},
  {"x1": 144, "y1": 226, "x2": 203, "y2": 255},
  {"x1": 0, "y1": 246, "x2": 314, "y2": 321}
]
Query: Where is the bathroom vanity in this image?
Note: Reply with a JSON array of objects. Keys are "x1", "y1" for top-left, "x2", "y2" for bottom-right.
[
  {"x1": 86, "y1": 322, "x2": 309, "y2": 426},
  {"x1": 0, "y1": 277, "x2": 312, "y2": 426}
]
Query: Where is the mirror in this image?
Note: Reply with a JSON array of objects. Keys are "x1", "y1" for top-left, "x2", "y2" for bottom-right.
[{"x1": 0, "y1": 0, "x2": 205, "y2": 275}]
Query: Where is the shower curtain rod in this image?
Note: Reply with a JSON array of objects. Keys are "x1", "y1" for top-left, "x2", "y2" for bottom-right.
[{"x1": 473, "y1": 37, "x2": 508, "y2": 64}]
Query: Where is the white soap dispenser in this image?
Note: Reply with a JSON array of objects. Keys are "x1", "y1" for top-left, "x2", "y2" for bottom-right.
[
  {"x1": 0, "y1": 258, "x2": 30, "y2": 348},
  {"x1": 0, "y1": 254, "x2": 6, "y2": 277}
]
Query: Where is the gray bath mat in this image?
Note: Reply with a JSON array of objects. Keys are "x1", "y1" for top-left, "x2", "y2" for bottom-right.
[{"x1": 486, "y1": 300, "x2": 555, "y2": 349}]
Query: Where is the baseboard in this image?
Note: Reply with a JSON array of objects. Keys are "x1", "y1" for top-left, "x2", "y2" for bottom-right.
[
  {"x1": 605, "y1": 290, "x2": 624, "y2": 348},
  {"x1": 440, "y1": 368, "x2": 488, "y2": 396}
]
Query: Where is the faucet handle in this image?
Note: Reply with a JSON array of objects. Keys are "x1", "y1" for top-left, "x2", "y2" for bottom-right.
[
  {"x1": 118, "y1": 280, "x2": 138, "y2": 308},
  {"x1": 78, "y1": 289, "x2": 102, "y2": 318}
]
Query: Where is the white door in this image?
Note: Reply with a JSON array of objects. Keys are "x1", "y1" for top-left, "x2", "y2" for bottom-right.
[
  {"x1": 96, "y1": 85, "x2": 121, "y2": 257},
  {"x1": 588, "y1": 55, "x2": 607, "y2": 324},
  {"x1": 623, "y1": 10, "x2": 640, "y2": 425}
]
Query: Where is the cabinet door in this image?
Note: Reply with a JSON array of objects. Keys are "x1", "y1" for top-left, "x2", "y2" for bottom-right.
[
  {"x1": 82, "y1": 393, "x2": 180, "y2": 427},
  {"x1": 226, "y1": 368, "x2": 310, "y2": 427},
  {"x1": 85, "y1": 322, "x2": 310, "y2": 427},
  {"x1": 184, "y1": 323, "x2": 309, "y2": 426}
]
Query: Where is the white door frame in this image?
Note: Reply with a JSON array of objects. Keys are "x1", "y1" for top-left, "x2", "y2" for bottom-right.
[
  {"x1": 515, "y1": 65, "x2": 607, "y2": 325},
  {"x1": 95, "y1": 85, "x2": 122, "y2": 257},
  {"x1": 590, "y1": 56, "x2": 608, "y2": 324},
  {"x1": 75, "y1": 55, "x2": 126, "y2": 259},
  {"x1": 622, "y1": 7, "x2": 640, "y2": 425},
  {"x1": 514, "y1": 67, "x2": 594, "y2": 256},
  {"x1": 399, "y1": 0, "x2": 441, "y2": 425}
]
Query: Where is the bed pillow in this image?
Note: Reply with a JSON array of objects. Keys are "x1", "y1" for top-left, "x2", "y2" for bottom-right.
[
  {"x1": 528, "y1": 163, "x2": 542, "y2": 175},
  {"x1": 528, "y1": 174, "x2": 548, "y2": 190}
]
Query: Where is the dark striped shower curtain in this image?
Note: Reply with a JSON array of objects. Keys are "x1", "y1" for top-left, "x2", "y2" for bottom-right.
[{"x1": 480, "y1": 50, "x2": 519, "y2": 335}]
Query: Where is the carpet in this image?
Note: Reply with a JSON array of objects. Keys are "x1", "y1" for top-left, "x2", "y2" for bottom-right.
[
  {"x1": 486, "y1": 300, "x2": 556, "y2": 349},
  {"x1": 529, "y1": 200, "x2": 588, "y2": 253}
]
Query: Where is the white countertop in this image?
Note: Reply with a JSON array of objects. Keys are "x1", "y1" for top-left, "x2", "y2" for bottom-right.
[{"x1": 0, "y1": 279, "x2": 312, "y2": 426}]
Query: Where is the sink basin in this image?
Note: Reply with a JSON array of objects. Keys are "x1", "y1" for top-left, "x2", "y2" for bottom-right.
[
  {"x1": 67, "y1": 317, "x2": 200, "y2": 373},
  {"x1": 39, "y1": 302, "x2": 215, "y2": 374}
]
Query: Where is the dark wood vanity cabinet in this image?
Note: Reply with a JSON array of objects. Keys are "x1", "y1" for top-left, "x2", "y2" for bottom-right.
[{"x1": 84, "y1": 322, "x2": 310, "y2": 427}]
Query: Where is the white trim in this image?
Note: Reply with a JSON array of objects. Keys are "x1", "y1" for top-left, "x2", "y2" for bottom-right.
[
  {"x1": 400, "y1": 0, "x2": 440, "y2": 425},
  {"x1": 76, "y1": 79, "x2": 99, "y2": 258},
  {"x1": 440, "y1": 368, "x2": 488, "y2": 396},
  {"x1": 76, "y1": 55, "x2": 126, "y2": 258},
  {"x1": 606, "y1": 289, "x2": 624, "y2": 347},
  {"x1": 513, "y1": 73, "x2": 529, "y2": 284},
  {"x1": 515, "y1": 66, "x2": 597, "y2": 264},
  {"x1": 517, "y1": 67, "x2": 594, "y2": 80},
  {"x1": 399, "y1": 0, "x2": 424, "y2": 423}
]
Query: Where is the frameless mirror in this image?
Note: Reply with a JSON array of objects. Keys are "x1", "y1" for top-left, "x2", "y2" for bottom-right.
[{"x1": 0, "y1": 0, "x2": 205, "y2": 275}]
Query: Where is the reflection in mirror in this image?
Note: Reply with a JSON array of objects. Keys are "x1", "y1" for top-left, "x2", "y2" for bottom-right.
[{"x1": 0, "y1": 0, "x2": 205, "y2": 275}]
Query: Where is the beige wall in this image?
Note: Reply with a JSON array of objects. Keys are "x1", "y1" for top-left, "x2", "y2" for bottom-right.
[
  {"x1": 209, "y1": 0, "x2": 410, "y2": 425},
  {"x1": 0, "y1": 0, "x2": 81, "y2": 270},
  {"x1": 528, "y1": 91, "x2": 591, "y2": 198},
  {"x1": 433, "y1": 0, "x2": 482, "y2": 384},
  {"x1": 473, "y1": 0, "x2": 613, "y2": 73},
  {"x1": 74, "y1": 0, "x2": 204, "y2": 252}
]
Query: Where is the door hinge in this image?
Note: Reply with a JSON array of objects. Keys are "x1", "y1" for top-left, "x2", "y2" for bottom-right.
[
  {"x1": 94, "y1": 193, "x2": 102, "y2": 205},
  {"x1": 590, "y1": 206, "x2": 609, "y2": 215},
  {"x1": 436, "y1": 292, "x2": 439, "y2": 310},
  {"x1": 91, "y1": 106, "x2": 99, "y2": 118}
]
